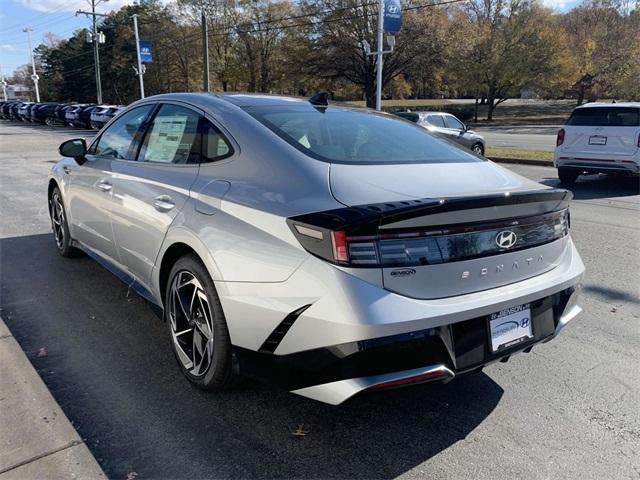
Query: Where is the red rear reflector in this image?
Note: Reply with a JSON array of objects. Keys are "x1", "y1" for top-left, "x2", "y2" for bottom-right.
[
  {"x1": 556, "y1": 128, "x2": 565, "y2": 146},
  {"x1": 331, "y1": 231, "x2": 349, "y2": 262}
]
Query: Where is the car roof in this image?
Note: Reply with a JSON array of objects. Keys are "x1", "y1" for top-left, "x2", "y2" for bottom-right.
[
  {"x1": 576, "y1": 102, "x2": 640, "y2": 109},
  {"x1": 134, "y1": 92, "x2": 332, "y2": 109}
]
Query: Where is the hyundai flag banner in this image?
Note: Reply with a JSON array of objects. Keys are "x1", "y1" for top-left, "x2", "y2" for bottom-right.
[
  {"x1": 383, "y1": 0, "x2": 402, "y2": 33},
  {"x1": 139, "y1": 40, "x2": 153, "y2": 63}
]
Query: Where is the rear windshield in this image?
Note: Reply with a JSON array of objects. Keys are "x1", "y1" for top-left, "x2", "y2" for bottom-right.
[
  {"x1": 567, "y1": 107, "x2": 640, "y2": 127},
  {"x1": 245, "y1": 105, "x2": 481, "y2": 165}
]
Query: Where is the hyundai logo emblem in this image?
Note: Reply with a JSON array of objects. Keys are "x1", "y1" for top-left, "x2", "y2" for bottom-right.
[
  {"x1": 496, "y1": 230, "x2": 517, "y2": 249},
  {"x1": 387, "y1": 5, "x2": 399, "y2": 13},
  {"x1": 520, "y1": 317, "x2": 530, "y2": 328}
]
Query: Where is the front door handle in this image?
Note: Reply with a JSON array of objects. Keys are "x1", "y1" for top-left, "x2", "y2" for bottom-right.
[
  {"x1": 62, "y1": 166, "x2": 71, "y2": 175},
  {"x1": 97, "y1": 181, "x2": 112, "y2": 192},
  {"x1": 153, "y1": 195, "x2": 175, "y2": 212}
]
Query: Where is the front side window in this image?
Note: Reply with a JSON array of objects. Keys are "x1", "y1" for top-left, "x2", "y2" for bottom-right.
[
  {"x1": 246, "y1": 105, "x2": 480, "y2": 165},
  {"x1": 443, "y1": 115, "x2": 465, "y2": 130},
  {"x1": 138, "y1": 104, "x2": 200, "y2": 164},
  {"x1": 93, "y1": 105, "x2": 153, "y2": 159}
]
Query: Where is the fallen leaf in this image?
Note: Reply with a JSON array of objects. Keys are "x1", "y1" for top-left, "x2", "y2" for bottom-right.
[
  {"x1": 125, "y1": 472, "x2": 138, "y2": 480},
  {"x1": 37, "y1": 348, "x2": 47, "y2": 357},
  {"x1": 291, "y1": 424, "x2": 309, "y2": 438}
]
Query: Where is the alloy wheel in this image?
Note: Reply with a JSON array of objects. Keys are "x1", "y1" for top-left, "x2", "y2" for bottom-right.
[
  {"x1": 473, "y1": 144, "x2": 484, "y2": 155},
  {"x1": 51, "y1": 193, "x2": 65, "y2": 249},
  {"x1": 168, "y1": 270, "x2": 215, "y2": 377}
]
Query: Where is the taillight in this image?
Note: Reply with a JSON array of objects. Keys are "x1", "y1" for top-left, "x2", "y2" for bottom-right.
[
  {"x1": 557, "y1": 128, "x2": 565, "y2": 146},
  {"x1": 288, "y1": 209, "x2": 570, "y2": 268}
]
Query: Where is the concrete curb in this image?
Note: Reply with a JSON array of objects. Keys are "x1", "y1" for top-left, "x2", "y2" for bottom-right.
[
  {"x1": 488, "y1": 156, "x2": 554, "y2": 167},
  {"x1": 0, "y1": 317, "x2": 105, "y2": 479}
]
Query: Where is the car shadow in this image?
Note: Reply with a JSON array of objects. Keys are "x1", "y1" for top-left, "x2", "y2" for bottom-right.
[
  {"x1": 539, "y1": 173, "x2": 639, "y2": 200},
  {"x1": 0, "y1": 233, "x2": 503, "y2": 479}
]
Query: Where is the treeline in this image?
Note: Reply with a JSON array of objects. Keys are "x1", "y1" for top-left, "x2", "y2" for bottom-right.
[{"x1": 9, "y1": 0, "x2": 640, "y2": 119}]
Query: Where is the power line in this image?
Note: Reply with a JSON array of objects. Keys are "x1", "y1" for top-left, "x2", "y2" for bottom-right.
[{"x1": 2, "y1": 0, "x2": 77, "y2": 31}]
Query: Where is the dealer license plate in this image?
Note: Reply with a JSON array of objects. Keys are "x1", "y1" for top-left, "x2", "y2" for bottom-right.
[
  {"x1": 588, "y1": 135, "x2": 607, "y2": 145},
  {"x1": 488, "y1": 303, "x2": 533, "y2": 352}
]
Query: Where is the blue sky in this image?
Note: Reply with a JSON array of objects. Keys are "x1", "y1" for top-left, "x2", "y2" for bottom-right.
[
  {"x1": 0, "y1": 0, "x2": 135, "y2": 77},
  {"x1": 1, "y1": 0, "x2": 580, "y2": 78}
]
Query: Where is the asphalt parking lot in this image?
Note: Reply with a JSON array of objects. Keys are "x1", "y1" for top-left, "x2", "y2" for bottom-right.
[{"x1": 0, "y1": 122, "x2": 639, "y2": 479}]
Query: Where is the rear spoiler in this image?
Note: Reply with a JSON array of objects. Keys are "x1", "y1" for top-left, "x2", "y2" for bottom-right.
[{"x1": 288, "y1": 188, "x2": 572, "y2": 235}]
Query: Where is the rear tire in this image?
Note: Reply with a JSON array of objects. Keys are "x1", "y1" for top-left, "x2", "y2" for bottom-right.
[
  {"x1": 558, "y1": 167, "x2": 579, "y2": 184},
  {"x1": 165, "y1": 254, "x2": 237, "y2": 391}
]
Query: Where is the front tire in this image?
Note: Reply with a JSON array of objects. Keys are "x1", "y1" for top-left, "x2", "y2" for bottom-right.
[
  {"x1": 165, "y1": 255, "x2": 236, "y2": 391},
  {"x1": 471, "y1": 143, "x2": 484, "y2": 156},
  {"x1": 558, "y1": 167, "x2": 579, "y2": 184},
  {"x1": 49, "y1": 186, "x2": 80, "y2": 257}
]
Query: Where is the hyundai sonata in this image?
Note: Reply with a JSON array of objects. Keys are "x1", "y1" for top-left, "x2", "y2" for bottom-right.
[{"x1": 49, "y1": 93, "x2": 584, "y2": 404}]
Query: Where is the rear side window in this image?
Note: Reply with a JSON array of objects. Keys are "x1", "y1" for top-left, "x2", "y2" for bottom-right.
[
  {"x1": 567, "y1": 107, "x2": 640, "y2": 127},
  {"x1": 201, "y1": 119, "x2": 233, "y2": 162},
  {"x1": 426, "y1": 115, "x2": 445, "y2": 127},
  {"x1": 396, "y1": 113, "x2": 419, "y2": 123}
]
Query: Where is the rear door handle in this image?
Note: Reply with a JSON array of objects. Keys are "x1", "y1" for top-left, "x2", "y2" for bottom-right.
[
  {"x1": 97, "y1": 181, "x2": 112, "y2": 192},
  {"x1": 153, "y1": 195, "x2": 175, "y2": 212}
]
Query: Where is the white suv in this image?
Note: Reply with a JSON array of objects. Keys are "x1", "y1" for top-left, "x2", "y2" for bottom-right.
[{"x1": 554, "y1": 103, "x2": 640, "y2": 183}]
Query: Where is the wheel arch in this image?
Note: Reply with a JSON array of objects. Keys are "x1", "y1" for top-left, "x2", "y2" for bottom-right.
[
  {"x1": 158, "y1": 242, "x2": 199, "y2": 306},
  {"x1": 156, "y1": 230, "x2": 226, "y2": 309}
]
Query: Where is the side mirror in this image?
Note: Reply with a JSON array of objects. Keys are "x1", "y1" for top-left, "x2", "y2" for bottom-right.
[{"x1": 59, "y1": 138, "x2": 87, "y2": 165}]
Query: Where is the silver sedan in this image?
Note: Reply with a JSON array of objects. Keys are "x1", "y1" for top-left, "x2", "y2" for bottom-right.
[
  {"x1": 396, "y1": 111, "x2": 486, "y2": 155},
  {"x1": 48, "y1": 93, "x2": 583, "y2": 404}
]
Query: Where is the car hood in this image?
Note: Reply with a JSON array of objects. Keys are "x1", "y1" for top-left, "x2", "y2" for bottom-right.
[{"x1": 329, "y1": 160, "x2": 544, "y2": 206}]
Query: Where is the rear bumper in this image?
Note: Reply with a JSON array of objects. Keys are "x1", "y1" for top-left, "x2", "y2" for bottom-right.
[
  {"x1": 555, "y1": 154, "x2": 640, "y2": 174},
  {"x1": 235, "y1": 286, "x2": 581, "y2": 404}
]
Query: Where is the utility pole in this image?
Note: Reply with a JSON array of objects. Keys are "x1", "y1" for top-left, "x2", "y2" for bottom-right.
[
  {"x1": 201, "y1": 8, "x2": 210, "y2": 92},
  {"x1": 132, "y1": 14, "x2": 145, "y2": 99},
  {"x1": 22, "y1": 27, "x2": 40, "y2": 102},
  {"x1": 77, "y1": 0, "x2": 108, "y2": 104},
  {"x1": 0, "y1": 65, "x2": 8, "y2": 102}
]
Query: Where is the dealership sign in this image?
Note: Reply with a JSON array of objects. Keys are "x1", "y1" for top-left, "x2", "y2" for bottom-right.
[
  {"x1": 139, "y1": 40, "x2": 153, "y2": 63},
  {"x1": 383, "y1": 0, "x2": 402, "y2": 33}
]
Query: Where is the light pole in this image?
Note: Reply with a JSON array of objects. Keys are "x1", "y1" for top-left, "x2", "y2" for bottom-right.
[
  {"x1": 132, "y1": 14, "x2": 145, "y2": 99},
  {"x1": 0, "y1": 65, "x2": 7, "y2": 102},
  {"x1": 375, "y1": 0, "x2": 384, "y2": 111},
  {"x1": 360, "y1": 35, "x2": 395, "y2": 111},
  {"x1": 22, "y1": 27, "x2": 40, "y2": 102}
]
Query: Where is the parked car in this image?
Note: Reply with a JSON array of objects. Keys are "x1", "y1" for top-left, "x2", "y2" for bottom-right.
[
  {"x1": 53, "y1": 105, "x2": 74, "y2": 125},
  {"x1": 31, "y1": 103, "x2": 62, "y2": 124},
  {"x1": 48, "y1": 93, "x2": 584, "y2": 404},
  {"x1": 395, "y1": 111, "x2": 486, "y2": 155},
  {"x1": 17, "y1": 102, "x2": 35, "y2": 121},
  {"x1": 0, "y1": 101, "x2": 19, "y2": 119},
  {"x1": 89, "y1": 105, "x2": 120, "y2": 129},
  {"x1": 65, "y1": 104, "x2": 95, "y2": 128},
  {"x1": 554, "y1": 102, "x2": 640, "y2": 183},
  {"x1": 27, "y1": 103, "x2": 43, "y2": 121},
  {"x1": 76, "y1": 105, "x2": 98, "y2": 128}
]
